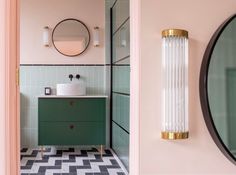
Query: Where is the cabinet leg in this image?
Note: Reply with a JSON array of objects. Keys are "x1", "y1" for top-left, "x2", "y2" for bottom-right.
[
  {"x1": 40, "y1": 146, "x2": 44, "y2": 158},
  {"x1": 100, "y1": 145, "x2": 104, "y2": 158}
]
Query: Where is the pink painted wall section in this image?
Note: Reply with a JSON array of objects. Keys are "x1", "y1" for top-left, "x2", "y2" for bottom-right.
[
  {"x1": 0, "y1": 0, "x2": 19, "y2": 174},
  {"x1": 20, "y1": 0, "x2": 105, "y2": 65},
  {"x1": 0, "y1": 0, "x2": 7, "y2": 174},
  {"x1": 140, "y1": 0, "x2": 236, "y2": 174},
  {"x1": 129, "y1": 0, "x2": 141, "y2": 174}
]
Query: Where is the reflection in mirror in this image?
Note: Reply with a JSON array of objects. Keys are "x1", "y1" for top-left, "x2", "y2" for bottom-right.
[
  {"x1": 201, "y1": 14, "x2": 236, "y2": 164},
  {"x1": 208, "y1": 18, "x2": 236, "y2": 155},
  {"x1": 52, "y1": 19, "x2": 90, "y2": 57}
]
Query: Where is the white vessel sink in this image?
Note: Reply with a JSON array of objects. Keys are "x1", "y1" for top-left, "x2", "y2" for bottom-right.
[{"x1": 57, "y1": 83, "x2": 86, "y2": 96}]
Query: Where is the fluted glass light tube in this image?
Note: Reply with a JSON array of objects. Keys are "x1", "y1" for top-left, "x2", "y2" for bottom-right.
[
  {"x1": 43, "y1": 26, "x2": 50, "y2": 47},
  {"x1": 94, "y1": 27, "x2": 100, "y2": 47},
  {"x1": 161, "y1": 29, "x2": 189, "y2": 140}
]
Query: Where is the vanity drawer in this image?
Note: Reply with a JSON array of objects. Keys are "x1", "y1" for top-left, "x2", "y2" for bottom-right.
[
  {"x1": 38, "y1": 98, "x2": 106, "y2": 122},
  {"x1": 38, "y1": 122, "x2": 105, "y2": 145}
]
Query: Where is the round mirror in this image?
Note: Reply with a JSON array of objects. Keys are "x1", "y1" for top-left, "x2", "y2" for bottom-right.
[
  {"x1": 200, "y1": 14, "x2": 236, "y2": 165},
  {"x1": 52, "y1": 18, "x2": 90, "y2": 57}
]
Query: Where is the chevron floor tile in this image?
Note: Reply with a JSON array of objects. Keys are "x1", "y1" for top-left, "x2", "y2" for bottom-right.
[{"x1": 20, "y1": 147, "x2": 128, "y2": 175}]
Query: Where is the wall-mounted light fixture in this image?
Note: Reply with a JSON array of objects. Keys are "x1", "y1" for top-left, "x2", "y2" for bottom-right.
[
  {"x1": 161, "y1": 29, "x2": 189, "y2": 140},
  {"x1": 43, "y1": 26, "x2": 50, "y2": 47},
  {"x1": 94, "y1": 26, "x2": 100, "y2": 47}
]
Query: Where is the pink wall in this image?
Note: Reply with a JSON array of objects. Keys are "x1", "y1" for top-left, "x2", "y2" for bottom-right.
[
  {"x1": 0, "y1": 0, "x2": 7, "y2": 174},
  {"x1": 20, "y1": 0, "x2": 105, "y2": 65},
  {"x1": 0, "y1": 0, "x2": 19, "y2": 174},
  {"x1": 140, "y1": 0, "x2": 236, "y2": 174}
]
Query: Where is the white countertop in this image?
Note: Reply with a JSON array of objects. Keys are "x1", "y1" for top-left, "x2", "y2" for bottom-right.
[{"x1": 38, "y1": 95, "x2": 108, "y2": 98}]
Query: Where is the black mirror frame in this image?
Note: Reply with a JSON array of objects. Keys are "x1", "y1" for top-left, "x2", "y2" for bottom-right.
[
  {"x1": 200, "y1": 14, "x2": 236, "y2": 165},
  {"x1": 52, "y1": 18, "x2": 90, "y2": 57}
]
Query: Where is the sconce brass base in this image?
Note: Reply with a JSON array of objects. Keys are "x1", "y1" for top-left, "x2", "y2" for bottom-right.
[
  {"x1": 161, "y1": 131, "x2": 189, "y2": 140},
  {"x1": 162, "y1": 29, "x2": 188, "y2": 38}
]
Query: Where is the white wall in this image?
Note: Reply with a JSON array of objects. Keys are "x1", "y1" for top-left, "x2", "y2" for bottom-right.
[
  {"x1": 140, "y1": 0, "x2": 236, "y2": 174},
  {"x1": 20, "y1": 0, "x2": 105, "y2": 64}
]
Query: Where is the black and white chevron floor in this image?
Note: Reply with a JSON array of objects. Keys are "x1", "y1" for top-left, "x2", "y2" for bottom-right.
[{"x1": 21, "y1": 147, "x2": 128, "y2": 175}]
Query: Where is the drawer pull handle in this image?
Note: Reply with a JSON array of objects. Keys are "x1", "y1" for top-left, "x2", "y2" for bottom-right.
[
  {"x1": 69, "y1": 125, "x2": 74, "y2": 129},
  {"x1": 69, "y1": 101, "x2": 75, "y2": 106}
]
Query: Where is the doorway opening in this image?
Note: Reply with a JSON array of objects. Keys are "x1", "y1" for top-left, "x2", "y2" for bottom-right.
[
  {"x1": 4, "y1": 0, "x2": 140, "y2": 174},
  {"x1": 19, "y1": 0, "x2": 130, "y2": 174}
]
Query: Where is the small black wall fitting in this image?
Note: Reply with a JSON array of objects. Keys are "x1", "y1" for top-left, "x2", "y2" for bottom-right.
[
  {"x1": 76, "y1": 74, "x2": 80, "y2": 80},
  {"x1": 68, "y1": 74, "x2": 80, "y2": 81},
  {"x1": 69, "y1": 74, "x2": 73, "y2": 81}
]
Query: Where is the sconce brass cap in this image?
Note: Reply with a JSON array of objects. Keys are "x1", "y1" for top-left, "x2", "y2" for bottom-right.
[
  {"x1": 162, "y1": 29, "x2": 188, "y2": 38},
  {"x1": 161, "y1": 131, "x2": 189, "y2": 140}
]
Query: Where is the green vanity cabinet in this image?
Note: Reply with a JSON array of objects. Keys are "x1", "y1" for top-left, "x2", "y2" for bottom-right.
[{"x1": 38, "y1": 97, "x2": 106, "y2": 146}]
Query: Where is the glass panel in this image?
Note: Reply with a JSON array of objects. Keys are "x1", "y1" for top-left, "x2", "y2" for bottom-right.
[
  {"x1": 112, "y1": 0, "x2": 129, "y2": 34},
  {"x1": 112, "y1": 122, "x2": 129, "y2": 170},
  {"x1": 112, "y1": 20, "x2": 130, "y2": 63},
  {"x1": 112, "y1": 93, "x2": 130, "y2": 132},
  {"x1": 112, "y1": 65, "x2": 130, "y2": 94},
  {"x1": 111, "y1": 0, "x2": 130, "y2": 170}
]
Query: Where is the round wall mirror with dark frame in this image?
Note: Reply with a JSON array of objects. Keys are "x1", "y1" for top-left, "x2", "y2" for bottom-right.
[
  {"x1": 52, "y1": 18, "x2": 90, "y2": 57},
  {"x1": 200, "y1": 14, "x2": 236, "y2": 165}
]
